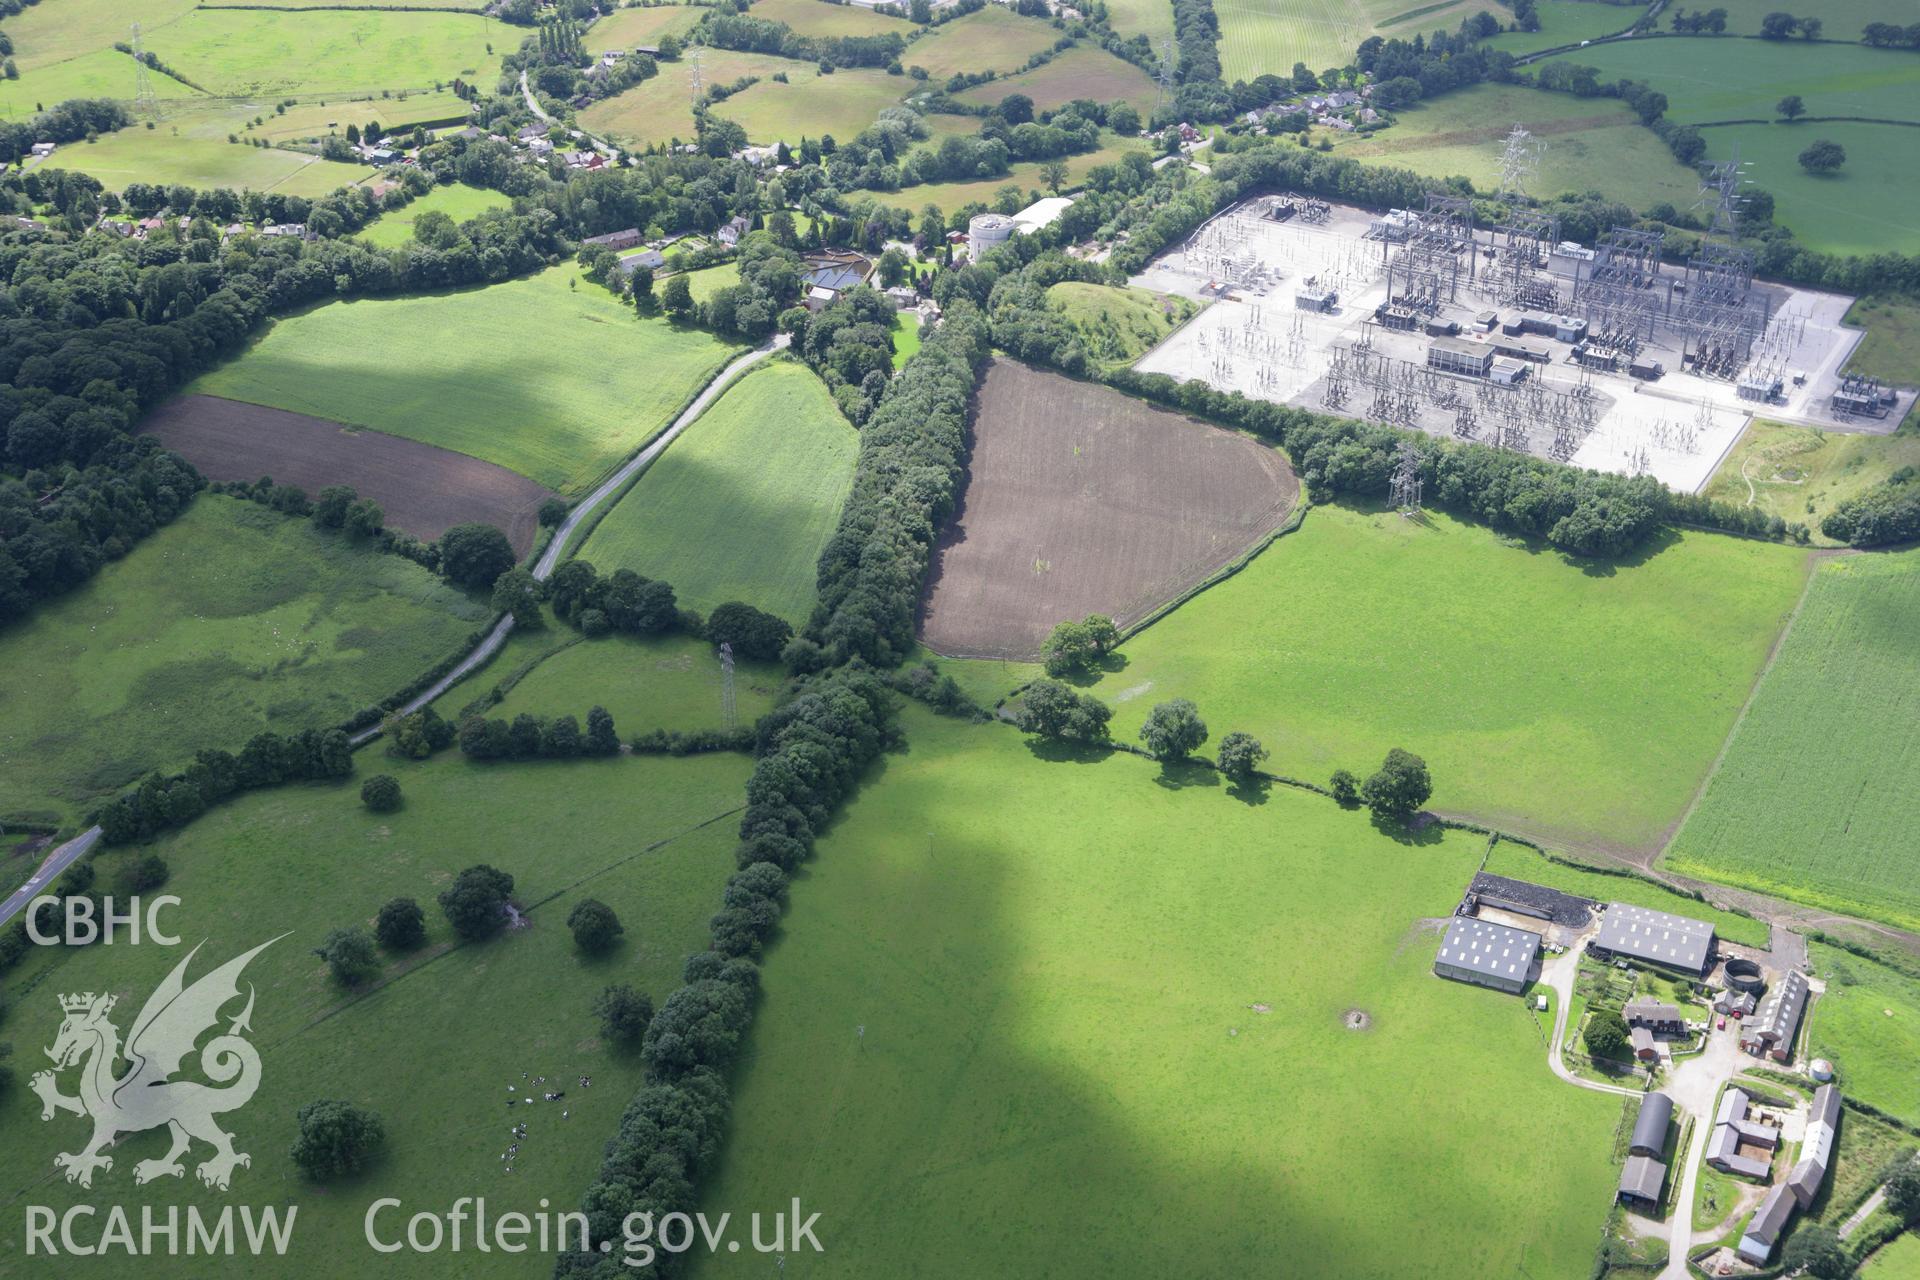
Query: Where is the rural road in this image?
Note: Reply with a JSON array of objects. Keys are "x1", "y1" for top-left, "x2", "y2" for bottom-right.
[
  {"x1": 1840, "y1": 1186, "x2": 1887, "y2": 1240},
  {"x1": 1542, "y1": 951, "x2": 1644, "y2": 1099},
  {"x1": 349, "y1": 334, "x2": 788, "y2": 745},
  {"x1": 0, "y1": 827, "x2": 100, "y2": 927}
]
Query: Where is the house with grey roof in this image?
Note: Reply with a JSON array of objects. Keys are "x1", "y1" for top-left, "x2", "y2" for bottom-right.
[
  {"x1": 1706, "y1": 1087, "x2": 1779, "y2": 1180},
  {"x1": 1623, "y1": 998, "x2": 1687, "y2": 1035},
  {"x1": 1591, "y1": 904, "x2": 1716, "y2": 975},
  {"x1": 1741, "y1": 970, "x2": 1809, "y2": 1061},
  {"x1": 1739, "y1": 1183, "x2": 1798, "y2": 1264},
  {"x1": 1788, "y1": 1085, "x2": 1840, "y2": 1208},
  {"x1": 1432, "y1": 917, "x2": 1541, "y2": 995}
]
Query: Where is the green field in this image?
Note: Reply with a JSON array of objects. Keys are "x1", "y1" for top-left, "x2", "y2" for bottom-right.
[
  {"x1": 713, "y1": 63, "x2": 912, "y2": 147},
  {"x1": 0, "y1": 48, "x2": 203, "y2": 118},
  {"x1": 1329, "y1": 81, "x2": 1700, "y2": 210},
  {"x1": 1847, "y1": 294, "x2": 1920, "y2": 388},
  {"x1": 1703, "y1": 420, "x2": 1920, "y2": 542},
  {"x1": 1695, "y1": 121, "x2": 1920, "y2": 256},
  {"x1": 585, "y1": 2, "x2": 703, "y2": 51},
  {"x1": 1485, "y1": 0, "x2": 1646, "y2": 55},
  {"x1": 0, "y1": 745, "x2": 750, "y2": 1278},
  {"x1": 890, "y1": 308, "x2": 921, "y2": 368},
  {"x1": 752, "y1": 0, "x2": 913, "y2": 37},
  {"x1": 953, "y1": 45, "x2": 1160, "y2": 115},
  {"x1": 1866, "y1": 1234, "x2": 1920, "y2": 1279},
  {"x1": 1664, "y1": 551, "x2": 1920, "y2": 929},
  {"x1": 1539, "y1": 38, "x2": 1920, "y2": 124},
  {"x1": 578, "y1": 361, "x2": 856, "y2": 623},
  {"x1": 190, "y1": 265, "x2": 742, "y2": 497},
  {"x1": 1079, "y1": 503, "x2": 1809, "y2": 854},
  {"x1": 1696, "y1": 0, "x2": 1915, "y2": 38},
  {"x1": 0, "y1": 496, "x2": 489, "y2": 825},
  {"x1": 1482, "y1": 840, "x2": 1771, "y2": 948},
  {"x1": 1100, "y1": 0, "x2": 1175, "y2": 42},
  {"x1": 1215, "y1": 0, "x2": 1502, "y2": 83},
  {"x1": 141, "y1": 9, "x2": 501, "y2": 98},
  {"x1": 904, "y1": 5, "x2": 1061, "y2": 80},
  {"x1": 692, "y1": 706, "x2": 1621, "y2": 1278},
  {"x1": 41, "y1": 131, "x2": 373, "y2": 198},
  {"x1": 358, "y1": 183, "x2": 513, "y2": 248},
  {"x1": 485, "y1": 630, "x2": 784, "y2": 735},
  {"x1": 1045, "y1": 280, "x2": 1196, "y2": 366},
  {"x1": 581, "y1": 49, "x2": 797, "y2": 149},
  {"x1": 1807, "y1": 942, "x2": 1920, "y2": 1129}
]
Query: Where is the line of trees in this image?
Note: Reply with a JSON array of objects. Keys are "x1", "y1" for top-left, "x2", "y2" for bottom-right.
[
  {"x1": 94, "y1": 728, "x2": 355, "y2": 845},
  {"x1": 700, "y1": 11, "x2": 906, "y2": 69},
  {"x1": 456, "y1": 706, "x2": 621, "y2": 761}
]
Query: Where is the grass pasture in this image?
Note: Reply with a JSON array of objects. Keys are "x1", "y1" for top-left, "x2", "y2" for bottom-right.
[
  {"x1": 1693, "y1": 0, "x2": 1916, "y2": 38},
  {"x1": 577, "y1": 361, "x2": 856, "y2": 623},
  {"x1": 1664, "y1": 550, "x2": 1920, "y2": 931},
  {"x1": 1328, "y1": 82, "x2": 1699, "y2": 210},
  {"x1": 874, "y1": 132, "x2": 1149, "y2": 214},
  {"x1": 692, "y1": 706, "x2": 1622, "y2": 1279},
  {"x1": 1702, "y1": 420, "x2": 1920, "y2": 542},
  {"x1": 904, "y1": 5, "x2": 1061, "y2": 80},
  {"x1": 0, "y1": 49, "x2": 203, "y2": 118},
  {"x1": 39, "y1": 131, "x2": 373, "y2": 198},
  {"x1": 1845, "y1": 294, "x2": 1920, "y2": 388},
  {"x1": 357, "y1": 182, "x2": 512, "y2": 248},
  {"x1": 712, "y1": 63, "x2": 911, "y2": 147},
  {"x1": 1538, "y1": 37, "x2": 1920, "y2": 125},
  {"x1": 1084, "y1": 503, "x2": 1810, "y2": 854},
  {"x1": 752, "y1": 0, "x2": 913, "y2": 37},
  {"x1": 581, "y1": 49, "x2": 796, "y2": 149},
  {"x1": 1865, "y1": 1234, "x2": 1920, "y2": 1279},
  {"x1": 1214, "y1": 0, "x2": 1502, "y2": 83},
  {"x1": 586, "y1": 3, "x2": 703, "y2": 51},
  {"x1": 1485, "y1": 0, "x2": 1646, "y2": 55},
  {"x1": 141, "y1": 9, "x2": 501, "y2": 98},
  {"x1": 953, "y1": 45, "x2": 1159, "y2": 115},
  {"x1": 0, "y1": 746, "x2": 751, "y2": 1278},
  {"x1": 189, "y1": 265, "x2": 743, "y2": 497},
  {"x1": 1097, "y1": 0, "x2": 1175, "y2": 41},
  {"x1": 486, "y1": 632, "x2": 784, "y2": 736},
  {"x1": 0, "y1": 495, "x2": 489, "y2": 825},
  {"x1": 1695, "y1": 121, "x2": 1920, "y2": 257},
  {"x1": 1806, "y1": 942, "x2": 1920, "y2": 1129}
]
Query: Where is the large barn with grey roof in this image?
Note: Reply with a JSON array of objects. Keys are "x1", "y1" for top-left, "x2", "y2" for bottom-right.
[
  {"x1": 1433, "y1": 917, "x2": 1541, "y2": 994},
  {"x1": 1589, "y1": 903, "x2": 1716, "y2": 976}
]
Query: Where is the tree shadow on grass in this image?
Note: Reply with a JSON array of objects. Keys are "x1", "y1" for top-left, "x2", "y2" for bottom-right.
[
  {"x1": 1369, "y1": 808, "x2": 1448, "y2": 847},
  {"x1": 1023, "y1": 736, "x2": 1118, "y2": 765},
  {"x1": 1226, "y1": 775, "x2": 1271, "y2": 806},
  {"x1": 1059, "y1": 652, "x2": 1129, "y2": 688},
  {"x1": 1152, "y1": 758, "x2": 1220, "y2": 791},
  {"x1": 1569, "y1": 524, "x2": 1685, "y2": 579}
]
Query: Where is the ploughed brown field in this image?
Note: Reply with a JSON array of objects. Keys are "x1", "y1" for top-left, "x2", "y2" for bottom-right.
[
  {"x1": 143, "y1": 395, "x2": 556, "y2": 556},
  {"x1": 919, "y1": 359, "x2": 1299, "y2": 660}
]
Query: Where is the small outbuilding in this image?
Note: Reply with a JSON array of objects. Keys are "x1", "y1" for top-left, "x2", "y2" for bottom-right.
[{"x1": 1427, "y1": 336, "x2": 1494, "y2": 378}]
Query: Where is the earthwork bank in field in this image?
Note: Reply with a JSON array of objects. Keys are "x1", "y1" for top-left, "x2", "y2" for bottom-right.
[
  {"x1": 918, "y1": 358, "x2": 1299, "y2": 659},
  {"x1": 691, "y1": 706, "x2": 1621, "y2": 1279},
  {"x1": 142, "y1": 396, "x2": 556, "y2": 556},
  {"x1": 1664, "y1": 549, "x2": 1920, "y2": 931}
]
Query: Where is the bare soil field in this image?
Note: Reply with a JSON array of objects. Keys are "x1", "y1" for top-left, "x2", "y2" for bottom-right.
[
  {"x1": 143, "y1": 395, "x2": 555, "y2": 555},
  {"x1": 918, "y1": 359, "x2": 1299, "y2": 659}
]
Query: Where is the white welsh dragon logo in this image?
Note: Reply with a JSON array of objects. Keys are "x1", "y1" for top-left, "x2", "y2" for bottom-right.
[{"x1": 30, "y1": 937, "x2": 283, "y2": 1191}]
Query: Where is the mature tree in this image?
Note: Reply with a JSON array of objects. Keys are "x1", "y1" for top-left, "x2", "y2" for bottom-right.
[
  {"x1": 1215, "y1": 732, "x2": 1268, "y2": 781},
  {"x1": 1798, "y1": 138, "x2": 1846, "y2": 172},
  {"x1": 439, "y1": 523, "x2": 515, "y2": 589},
  {"x1": 1885, "y1": 1153, "x2": 1920, "y2": 1225},
  {"x1": 1107, "y1": 103, "x2": 1141, "y2": 135},
  {"x1": 1798, "y1": 15, "x2": 1820, "y2": 38},
  {"x1": 1584, "y1": 1008, "x2": 1631, "y2": 1059},
  {"x1": 877, "y1": 246, "x2": 910, "y2": 288},
  {"x1": 541, "y1": 714, "x2": 582, "y2": 758},
  {"x1": 1015, "y1": 679, "x2": 1112, "y2": 742},
  {"x1": 1360, "y1": 748, "x2": 1431, "y2": 820},
  {"x1": 567, "y1": 898, "x2": 624, "y2": 955},
  {"x1": 1139, "y1": 699, "x2": 1208, "y2": 762},
  {"x1": 360, "y1": 774, "x2": 402, "y2": 812},
  {"x1": 313, "y1": 484, "x2": 356, "y2": 529},
  {"x1": 997, "y1": 92, "x2": 1034, "y2": 124},
  {"x1": 593, "y1": 983, "x2": 654, "y2": 1047},
  {"x1": 706, "y1": 601, "x2": 793, "y2": 660},
  {"x1": 661, "y1": 273, "x2": 694, "y2": 318},
  {"x1": 1759, "y1": 10, "x2": 1798, "y2": 38},
  {"x1": 1329, "y1": 769, "x2": 1360, "y2": 804},
  {"x1": 538, "y1": 498, "x2": 569, "y2": 528},
  {"x1": 1041, "y1": 614, "x2": 1119, "y2": 676},
  {"x1": 438, "y1": 864, "x2": 514, "y2": 939},
  {"x1": 1776, "y1": 94, "x2": 1805, "y2": 120},
  {"x1": 1040, "y1": 159, "x2": 1069, "y2": 195},
  {"x1": 374, "y1": 897, "x2": 426, "y2": 951},
  {"x1": 491, "y1": 567, "x2": 545, "y2": 626},
  {"x1": 586, "y1": 705, "x2": 620, "y2": 756},
  {"x1": 343, "y1": 498, "x2": 384, "y2": 540},
  {"x1": 291, "y1": 1100, "x2": 385, "y2": 1181},
  {"x1": 1782, "y1": 1224, "x2": 1848, "y2": 1279},
  {"x1": 312, "y1": 927, "x2": 379, "y2": 987}
]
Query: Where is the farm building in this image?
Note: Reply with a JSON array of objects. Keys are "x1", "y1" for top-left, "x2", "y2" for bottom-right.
[
  {"x1": 1739, "y1": 1185, "x2": 1798, "y2": 1265},
  {"x1": 616, "y1": 250, "x2": 665, "y2": 275},
  {"x1": 1427, "y1": 336, "x2": 1493, "y2": 378},
  {"x1": 1787, "y1": 1085, "x2": 1840, "y2": 1209},
  {"x1": 1590, "y1": 904, "x2": 1716, "y2": 976},
  {"x1": 1432, "y1": 917, "x2": 1540, "y2": 994},
  {"x1": 1012, "y1": 197, "x2": 1073, "y2": 235},
  {"x1": 1630, "y1": 1093, "x2": 1673, "y2": 1156},
  {"x1": 584, "y1": 228, "x2": 645, "y2": 251},
  {"x1": 1740, "y1": 970, "x2": 1809, "y2": 1061},
  {"x1": 1622, "y1": 999, "x2": 1687, "y2": 1035},
  {"x1": 1460, "y1": 872, "x2": 1594, "y2": 927},
  {"x1": 1629, "y1": 1026, "x2": 1657, "y2": 1061},
  {"x1": 1618, "y1": 1155, "x2": 1666, "y2": 1208},
  {"x1": 1712, "y1": 989, "x2": 1757, "y2": 1017},
  {"x1": 1706, "y1": 1087, "x2": 1779, "y2": 1180}
]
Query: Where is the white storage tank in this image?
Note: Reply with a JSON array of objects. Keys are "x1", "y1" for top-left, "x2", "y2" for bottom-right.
[{"x1": 967, "y1": 213, "x2": 1016, "y2": 259}]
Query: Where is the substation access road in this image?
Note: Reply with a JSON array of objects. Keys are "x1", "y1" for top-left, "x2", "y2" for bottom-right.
[{"x1": 0, "y1": 337, "x2": 787, "y2": 930}]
